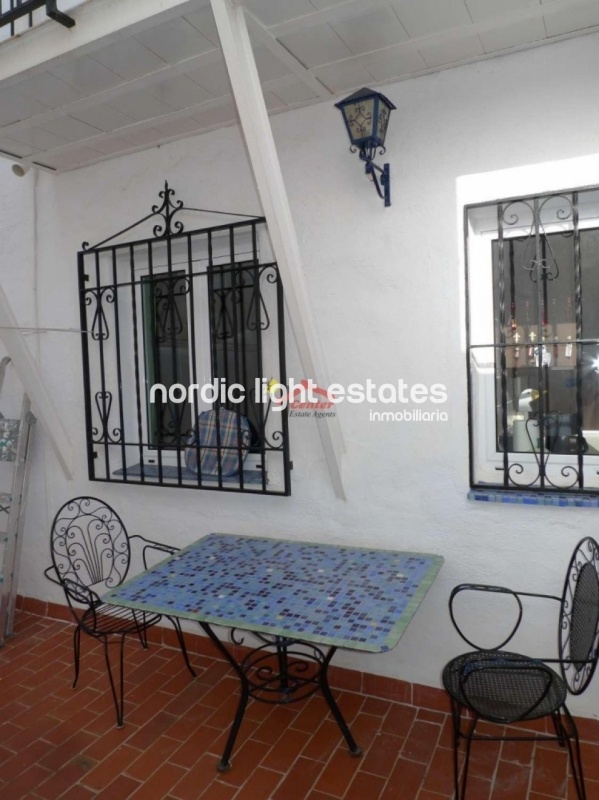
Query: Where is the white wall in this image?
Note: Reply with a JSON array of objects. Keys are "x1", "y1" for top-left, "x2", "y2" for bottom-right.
[{"x1": 3, "y1": 30, "x2": 599, "y2": 718}]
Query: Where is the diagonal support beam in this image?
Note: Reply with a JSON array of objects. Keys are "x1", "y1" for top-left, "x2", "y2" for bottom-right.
[
  {"x1": 210, "y1": 0, "x2": 346, "y2": 499},
  {"x1": 0, "y1": 284, "x2": 73, "y2": 479}
]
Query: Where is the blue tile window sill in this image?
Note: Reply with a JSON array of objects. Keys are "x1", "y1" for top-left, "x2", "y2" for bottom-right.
[{"x1": 468, "y1": 489, "x2": 599, "y2": 508}]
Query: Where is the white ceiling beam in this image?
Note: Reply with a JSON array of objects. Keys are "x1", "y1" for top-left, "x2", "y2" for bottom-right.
[
  {"x1": 0, "y1": 284, "x2": 73, "y2": 479},
  {"x1": 0, "y1": 0, "x2": 212, "y2": 85},
  {"x1": 24, "y1": 96, "x2": 236, "y2": 163},
  {"x1": 244, "y1": 10, "x2": 331, "y2": 100},
  {"x1": 0, "y1": 49, "x2": 224, "y2": 138},
  {"x1": 266, "y1": 0, "x2": 597, "y2": 39},
  {"x1": 260, "y1": 0, "x2": 393, "y2": 38},
  {"x1": 267, "y1": 0, "x2": 599, "y2": 82},
  {"x1": 210, "y1": 0, "x2": 346, "y2": 500}
]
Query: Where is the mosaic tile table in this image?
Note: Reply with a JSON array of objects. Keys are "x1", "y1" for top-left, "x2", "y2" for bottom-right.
[{"x1": 105, "y1": 532, "x2": 444, "y2": 771}]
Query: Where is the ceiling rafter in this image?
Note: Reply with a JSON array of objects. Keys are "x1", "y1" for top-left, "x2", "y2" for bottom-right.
[
  {"x1": 2, "y1": 0, "x2": 599, "y2": 171},
  {"x1": 244, "y1": 9, "x2": 332, "y2": 100},
  {"x1": 265, "y1": 0, "x2": 595, "y2": 39},
  {"x1": 1, "y1": 49, "x2": 224, "y2": 138},
  {"x1": 17, "y1": 95, "x2": 236, "y2": 164},
  {"x1": 265, "y1": 0, "x2": 599, "y2": 83},
  {"x1": 0, "y1": 0, "x2": 215, "y2": 86}
]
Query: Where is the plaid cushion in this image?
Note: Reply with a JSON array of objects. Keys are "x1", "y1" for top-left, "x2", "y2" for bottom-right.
[{"x1": 185, "y1": 408, "x2": 251, "y2": 477}]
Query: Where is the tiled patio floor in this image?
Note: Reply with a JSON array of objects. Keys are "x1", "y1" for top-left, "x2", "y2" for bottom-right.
[{"x1": 0, "y1": 612, "x2": 597, "y2": 800}]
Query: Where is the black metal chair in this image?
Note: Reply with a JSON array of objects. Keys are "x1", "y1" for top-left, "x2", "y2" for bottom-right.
[
  {"x1": 44, "y1": 496, "x2": 196, "y2": 727},
  {"x1": 442, "y1": 536, "x2": 599, "y2": 800}
]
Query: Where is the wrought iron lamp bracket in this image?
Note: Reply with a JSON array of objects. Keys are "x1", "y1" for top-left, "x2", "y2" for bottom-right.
[{"x1": 356, "y1": 147, "x2": 391, "y2": 207}]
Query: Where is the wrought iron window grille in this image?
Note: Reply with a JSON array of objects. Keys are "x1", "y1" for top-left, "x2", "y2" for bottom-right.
[
  {"x1": 78, "y1": 182, "x2": 291, "y2": 496},
  {"x1": 466, "y1": 186, "x2": 599, "y2": 495},
  {"x1": 0, "y1": 1, "x2": 75, "y2": 33}
]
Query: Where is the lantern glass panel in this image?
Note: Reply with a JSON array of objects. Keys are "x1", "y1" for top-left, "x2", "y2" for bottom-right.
[
  {"x1": 344, "y1": 96, "x2": 376, "y2": 144},
  {"x1": 377, "y1": 102, "x2": 390, "y2": 145}
]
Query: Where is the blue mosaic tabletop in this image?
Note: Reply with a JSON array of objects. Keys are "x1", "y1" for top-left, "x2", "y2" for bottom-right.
[{"x1": 104, "y1": 533, "x2": 444, "y2": 653}]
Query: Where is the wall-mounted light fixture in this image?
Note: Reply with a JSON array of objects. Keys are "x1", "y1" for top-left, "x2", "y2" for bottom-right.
[
  {"x1": 335, "y1": 87, "x2": 396, "y2": 207},
  {"x1": 11, "y1": 164, "x2": 30, "y2": 177}
]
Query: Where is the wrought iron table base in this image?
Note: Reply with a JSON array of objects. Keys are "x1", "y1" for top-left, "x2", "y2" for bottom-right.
[{"x1": 199, "y1": 622, "x2": 362, "y2": 771}]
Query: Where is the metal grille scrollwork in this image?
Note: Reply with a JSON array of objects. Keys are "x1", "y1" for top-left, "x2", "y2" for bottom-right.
[
  {"x1": 466, "y1": 185, "x2": 599, "y2": 495},
  {"x1": 559, "y1": 537, "x2": 599, "y2": 694},
  {"x1": 51, "y1": 497, "x2": 130, "y2": 589},
  {"x1": 79, "y1": 183, "x2": 291, "y2": 495}
]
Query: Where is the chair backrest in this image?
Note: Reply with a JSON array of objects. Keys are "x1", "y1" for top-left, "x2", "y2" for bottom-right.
[
  {"x1": 559, "y1": 536, "x2": 599, "y2": 695},
  {"x1": 50, "y1": 497, "x2": 131, "y2": 591}
]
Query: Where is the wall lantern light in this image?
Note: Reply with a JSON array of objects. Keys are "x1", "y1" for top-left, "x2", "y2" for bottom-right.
[{"x1": 335, "y1": 87, "x2": 396, "y2": 207}]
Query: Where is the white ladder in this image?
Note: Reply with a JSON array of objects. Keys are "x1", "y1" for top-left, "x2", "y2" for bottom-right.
[{"x1": 0, "y1": 356, "x2": 36, "y2": 646}]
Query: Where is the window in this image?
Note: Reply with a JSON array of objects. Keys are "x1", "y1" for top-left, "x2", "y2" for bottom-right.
[
  {"x1": 79, "y1": 184, "x2": 291, "y2": 495},
  {"x1": 466, "y1": 187, "x2": 599, "y2": 493}
]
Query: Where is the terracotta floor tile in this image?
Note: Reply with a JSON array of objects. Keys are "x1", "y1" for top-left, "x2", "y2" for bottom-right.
[
  {"x1": 490, "y1": 759, "x2": 531, "y2": 800},
  {"x1": 421, "y1": 746, "x2": 456, "y2": 796},
  {"x1": 381, "y1": 703, "x2": 418, "y2": 738},
  {"x1": 233, "y1": 766, "x2": 283, "y2": 799},
  {"x1": 81, "y1": 743, "x2": 143, "y2": 791},
  {"x1": 170, "y1": 753, "x2": 222, "y2": 800},
  {"x1": 380, "y1": 756, "x2": 427, "y2": 800},
  {"x1": 344, "y1": 771, "x2": 386, "y2": 800},
  {"x1": 5, "y1": 611, "x2": 599, "y2": 800},
  {"x1": 34, "y1": 754, "x2": 97, "y2": 800},
  {"x1": 129, "y1": 761, "x2": 187, "y2": 800},
  {"x1": 198, "y1": 781, "x2": 238, "y2": 800},
  {"x1": 467, "y1": 738, "x2": 503, "y2": 780},
  {"x1": 463, "y1": 775, "x2": 493, "y2": 800},
  {"x1": 249, "y1": 704, "x2": 297, "y2": 746},
  {"x1": 579, "y1": 741, "x2": 599, "y2": 783},
  {"x1": 125, "y1": 710, "x2": 178, "y2": 750},
  {"x1": 501, "y1": 739, "x2": 536, "y2": 766},
  {"x1": 300, "y1": 719, "x2": 345, "y2": 763},
  {"x1": 313, "y1": 747, "x2": 362, "y2": 797},
  {"x1": 271, "y1": 757, "x2": 325, "y2": 800},
  {"x1": 169, "y1": 724, "x2": 225, "y2": 769},
  {"x1": 214, "y1": 737, "x2": 272, "y2": 788},
  {"x1": 530, "y1": 794, "x2": 567, "y2": 800},
  {"x1": 94, "y1": 774, "x2": 142, "y2": 799},
  {"x1": 260, "y1": 727, "x2": 312, "y2": 773},
  {"x1": 401, "y1": 721, "x2": 442, "y2": 765},
  {"x1": 330, "y1": 691, "x2": 365, "y2": 723},
  {"x1": 1, "y1": 763, "x2": 53, "y2": 798},
  {"x1": 361, "y1": 697, "x2": 391, "y2": 717},
  {"x1": 345, "y1": 711, "x2": 385, "y2": 753},
  {"x1": 292, "y1": 696, "x2": 334, "y2": 734},
  {"x1": 126, "y1": 734, "x2": 182, "y2": 782},
  {"x1": 358, "y1": 731, "x2": 403, "y2": 777},
  {"x1": 530, "y1": 744, "x2": 568, "y2": 797},
  {"x1": 58, "y1": 784, "x2": 98, "y2": 800}
]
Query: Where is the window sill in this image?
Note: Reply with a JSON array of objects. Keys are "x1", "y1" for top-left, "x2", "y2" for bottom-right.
[
  {"x1": 114, "y1": 463, "x2": 265, "y2": 486},
  {"x1": 468, "y1": 489, "x2": 599, "y2": 508}
]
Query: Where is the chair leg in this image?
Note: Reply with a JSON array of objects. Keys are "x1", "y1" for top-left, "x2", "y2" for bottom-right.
[
  {"x1": 562, "y1": 706, "x2": 586, "y2": 800},
  {"x1": 449, "y1": 698, "x2": 462, "y2": 800},
  {"x1": 551, "y1": 710, "x2": 567, "y2": 746},
  {"x1": 102, "y1": 635, "x2": 126, "y2": 728},
  {"x1": 460, "y1": 714, "x2": 478, "y2": 800},
  {"x1": 166, "y1": 616, "x2": 196, "y2": 678},
  {"x1": 450, "y1": 701, "x2": 477, "y2": 800},
  {"x1": 72, "y1": 625, "x2": 81, "y2": 689}
]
